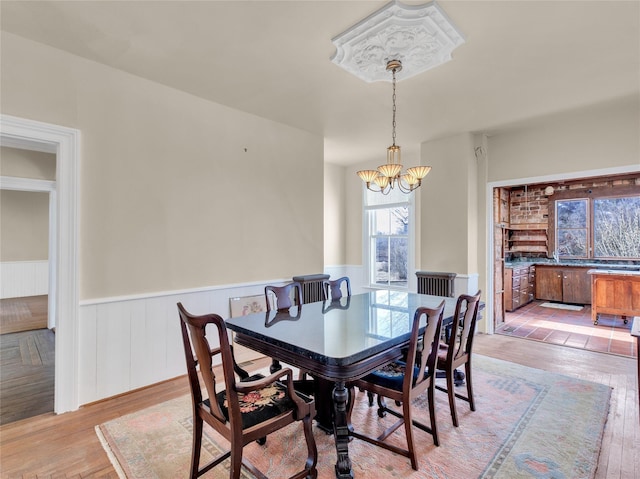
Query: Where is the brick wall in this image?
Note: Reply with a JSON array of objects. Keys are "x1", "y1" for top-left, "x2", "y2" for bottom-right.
[{"x1": 509, "y1": 186, "x2": 548, "y2": 226}]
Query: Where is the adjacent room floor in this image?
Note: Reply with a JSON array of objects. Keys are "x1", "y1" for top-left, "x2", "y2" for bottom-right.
[
  {"x1": 0, "y1": 295, "x2": 53, "y2": 425},
  {"x1": 496, "y1": 299, "x2": 636, "y2": 358}
]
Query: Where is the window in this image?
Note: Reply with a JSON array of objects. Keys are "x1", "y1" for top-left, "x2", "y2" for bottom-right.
[
  {"x1": 364, "y1": 188, "x2": 413, "y2": 289},
  {"x1": 555, "y1": 194, "x2": 640, "y2": 260},
  {"x1": 593, "y1": 196, "x2": 640, "y2": 258}
]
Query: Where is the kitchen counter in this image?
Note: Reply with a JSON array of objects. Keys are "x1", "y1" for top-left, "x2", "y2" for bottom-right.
[
  {"x1": 589, "y1": 269, "x2": 640, "y2": 325},
  {"x1": 587, "y1": 269, "x2": 640, "y2": 276},
  {"x1": 505, "y1": 260, "x2": 640, "y2": 271}
]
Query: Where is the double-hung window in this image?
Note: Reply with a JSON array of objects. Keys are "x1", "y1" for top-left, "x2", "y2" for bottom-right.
[{"x1": 364, "y1": 187, "x2": 414, "y2": 289}]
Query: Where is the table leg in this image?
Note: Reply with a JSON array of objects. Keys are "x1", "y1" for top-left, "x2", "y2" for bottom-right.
[
  {"x1": 332, "y1": 381, "x2": 354, "y2": 479},
  {"x1": 312, "y1": 377, "x2": 335, "y2": 433},
  {"x1": 269, "y1": 359, "x2": 281, "y2": 373}
]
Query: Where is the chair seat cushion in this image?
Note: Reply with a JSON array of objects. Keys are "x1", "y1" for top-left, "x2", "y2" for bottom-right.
[
  {"x1": 212, "y1": 375, "x2": 307, "y2": 430},
  {"x1": 362, "y1": 361, "x2": 425, "y2": 391}
]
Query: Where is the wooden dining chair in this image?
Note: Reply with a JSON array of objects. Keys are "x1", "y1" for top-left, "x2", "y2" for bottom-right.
[
  {"x1": 264, "y1": 282, "x2": 303, "y2": 373},
  {"x1": 177, "y1": 303, "x2": 318, "y2": 479},
  {"x1": 347, "y1": 300, "x2": 445, "y2": 470},
  {"x1": 435, "y1": 290, "x2": 482, "y2": 427},
  {"x1": 322, "y1": 276, "x2": 351, "y2": 301},
  {"x1": 265, "y1": 282, "x2": 302, "y2": 311}
]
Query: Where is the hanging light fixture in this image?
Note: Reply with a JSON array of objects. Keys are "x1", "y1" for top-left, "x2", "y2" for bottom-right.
[{"x1": 357, "y1": 60, "x2": 431, "y2": 194}]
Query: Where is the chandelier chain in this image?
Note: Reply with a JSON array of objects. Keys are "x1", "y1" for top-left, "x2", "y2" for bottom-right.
[
  {"x1": 391, "y1": 67, "x2": 397, "y2": 147},
  {"x1": 356, "y1": 58, "x2": 431, "y2": 194}
]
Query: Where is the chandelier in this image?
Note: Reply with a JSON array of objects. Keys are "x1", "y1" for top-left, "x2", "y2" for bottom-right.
[{"x1": 356, "y1": 60, "x2": 431, "y2": 194}]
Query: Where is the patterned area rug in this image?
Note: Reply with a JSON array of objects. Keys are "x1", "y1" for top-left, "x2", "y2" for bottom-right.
[{"x1": 96, "y1": 356, "x2": 610, "y2": 478}]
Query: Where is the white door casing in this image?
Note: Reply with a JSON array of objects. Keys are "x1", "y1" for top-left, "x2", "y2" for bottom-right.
[{"x1": 0, "y1": 114, "x2": 80, "y2": 413}]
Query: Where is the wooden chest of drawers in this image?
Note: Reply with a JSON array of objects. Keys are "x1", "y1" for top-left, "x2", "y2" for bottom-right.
[{"x1": 505, "y1": 265, "x2": 535, "y2": 312}]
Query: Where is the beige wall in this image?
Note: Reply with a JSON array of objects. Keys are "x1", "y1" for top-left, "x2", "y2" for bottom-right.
[
  {"x1": 324, "y1": 162, "x2": 346, "y2": 266},
  {"x1": 1, "y1": 32, "x2": 324, "y2": 300},
  {"x1": 419, "y1": 132, "x2": 478, "y2": 274},
  {"x1": 0, "y1": 147, "x2": 54, "y2": 262},
  {"x1": 345, "y1": 162, "x2": 367, "y2": 266},
  {"x1": 0, "y1": 190, "x2": 49, "y2": 261},
  {"x1": 487, "y1": 95, "x2": 639, "y2": 182},
  {"x1": 1, "y1": 146, "x2": 56, "y2": 180}
]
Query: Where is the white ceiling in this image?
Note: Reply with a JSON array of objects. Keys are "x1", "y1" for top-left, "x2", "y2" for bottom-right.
[{"x1": 1, "y1": 0, "x2": 638, "y2": 166}]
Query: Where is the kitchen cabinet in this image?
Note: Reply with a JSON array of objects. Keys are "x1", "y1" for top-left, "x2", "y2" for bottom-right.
[
  {"x1": 505, "y1": 265, "x2": 535, "y2": 311},
  {"x1": 535, "y1": 265, "x2": 591, "y2": 304}
]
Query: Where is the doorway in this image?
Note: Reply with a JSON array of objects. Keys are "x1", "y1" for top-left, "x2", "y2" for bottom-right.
[
  {"x1": 0, "y1": 114, "x2": 80, "y2": 414},
  {"x1": 0, "y1": 149, "x2": 56, "y2": 423}
]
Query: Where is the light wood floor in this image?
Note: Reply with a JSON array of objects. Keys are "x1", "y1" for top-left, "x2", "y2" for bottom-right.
[
  {"x1": 0, "y1": 296, "x2": 48, "y2": 335},
  {"x1": 0, "y1": 334, "x2": 637, "y2": 478}
]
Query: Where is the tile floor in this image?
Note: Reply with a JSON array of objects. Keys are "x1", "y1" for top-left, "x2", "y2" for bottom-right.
[{"x1": 496, "y1": 299, "x2": 637, "y2": 358}]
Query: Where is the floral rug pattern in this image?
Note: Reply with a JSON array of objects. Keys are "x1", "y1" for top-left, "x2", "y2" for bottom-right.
[{"x1": 96, "y1": 355, "x2": 610, "y2": 478}]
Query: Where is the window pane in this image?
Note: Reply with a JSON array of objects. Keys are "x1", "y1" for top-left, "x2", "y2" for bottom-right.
[
  {"x1": 594, "y1": 197, "x2": 640, "y2": 258},
  {"x1": 374, "y1": 237, "x2": 390, "y2": 285},
  {"x1": 389, "y1": 237, "x2": 408, "y2": 285},
  {"x1": 556, "y1": 199, "x2": 588, "y2": 258},
  {"x1": 557, "y1": 229, "x2": 588, "y2": 257},
  {"x1": 557, "y1": 200, "x2": 587, "y2": 228},
  {"x1": 373, "y1": 209, "x2": 391, "y2": 234},
  {"x1": 389, "y1": 206, "x2": 409, "y2": 234}
]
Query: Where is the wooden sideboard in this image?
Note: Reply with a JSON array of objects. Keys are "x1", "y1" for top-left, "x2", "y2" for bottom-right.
[{"x1": 589, "y1": 269, "x2": 640, "y2": 325}]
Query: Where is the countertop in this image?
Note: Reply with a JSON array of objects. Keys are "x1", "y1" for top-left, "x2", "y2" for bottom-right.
[
  {"x1": 505, "y1": 260, "x2": 640, "y2": 272},
  {"x1": 587, "y1": 269, "x2": 640, "y2": 276}
]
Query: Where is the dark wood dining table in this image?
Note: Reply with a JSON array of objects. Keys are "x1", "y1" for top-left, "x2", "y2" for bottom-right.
[{"x1": 225, "y1": 290, "x2": 459, "y2": 479}]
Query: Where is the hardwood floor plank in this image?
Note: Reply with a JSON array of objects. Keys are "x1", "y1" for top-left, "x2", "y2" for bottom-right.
[{"x1": 0, "y1": 296, "x2": 48, "y2": 335}]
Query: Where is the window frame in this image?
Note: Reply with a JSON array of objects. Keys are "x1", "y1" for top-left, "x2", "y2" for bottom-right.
[
  {"x1": 363, "y1": 189, "x2": 415, "y2": 290},
  {"x1": 549, "y1": 185, "x2": 640, "y2": 261}
]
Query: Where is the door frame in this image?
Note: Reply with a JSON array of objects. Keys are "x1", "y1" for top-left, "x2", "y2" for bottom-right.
[{"x1": 0, "y1": 114, "x2": 80, "y2": 413}]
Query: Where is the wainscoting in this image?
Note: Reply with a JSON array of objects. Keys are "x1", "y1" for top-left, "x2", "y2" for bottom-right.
[
  {"x1": 69, "y1": 264, "x2": 477, "y2": 407},
  {"x1": 0, "y1": 261, "x2": 48, "y2": 299},
  {"x1": 77, "y1": 266, "x2": 358, "y2": 405}
]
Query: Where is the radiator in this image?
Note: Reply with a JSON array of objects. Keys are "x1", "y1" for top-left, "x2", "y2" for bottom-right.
[
  {"x1": 292, "y1": 274, "x2": 330, "y2": 304},
  {"x1": 416, "y1": 271, "x2": 457, "y2": 297}
]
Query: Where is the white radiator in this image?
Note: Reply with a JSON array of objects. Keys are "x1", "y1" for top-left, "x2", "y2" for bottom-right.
[{"x1": 416, "y1": 271, "x2": 456, "y2": 297}]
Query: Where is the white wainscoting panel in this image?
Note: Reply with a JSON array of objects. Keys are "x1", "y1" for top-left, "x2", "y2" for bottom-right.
[
  {"x1": 0, "y1": 260, "x2": 48, "y2": 298},
  {"x1": 77, "y1": 280, "x2": 296, "y2": 405}
]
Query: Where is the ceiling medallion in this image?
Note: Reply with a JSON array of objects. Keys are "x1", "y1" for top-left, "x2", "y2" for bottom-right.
[{"x1": 330, "y1": 0, "x2": 465, "y2": 82}]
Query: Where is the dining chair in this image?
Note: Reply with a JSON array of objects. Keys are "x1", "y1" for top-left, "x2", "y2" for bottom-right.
[
  {"x1": 177, "y1": 303, "x2": 318, "y2": 479},
  {"x1": 435, "y1": 290, "x2": 482, "y2": 427},
  {"x1": 265, "y1": 282, "x2": 302, "y2": 311},
  {"x1": 347, "y1": 300, "x2": 445, "y2": 470},
  {"x1": 322, "y1": 276, "x2": 351, "y2": 301},
  {"x1": 264, "y1": 282, "x2": 303, "y2": 374}
]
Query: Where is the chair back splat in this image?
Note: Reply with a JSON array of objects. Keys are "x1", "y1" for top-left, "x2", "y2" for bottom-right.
[
  {"x1": 435, "y1": 290, "x2": 482, "y2": 427},
  {"x1": 265, "y1": 282, "x2": 303, "y2": 311},
  {"x1": 347, "y1": 300, "x2": 445, "y2": 471},
  {"x1": 177, "y1": 302, "x2": 317, "y2": 479},
  {"x1": 322, "y1": 276, "x2": 352, "y2": 301}
]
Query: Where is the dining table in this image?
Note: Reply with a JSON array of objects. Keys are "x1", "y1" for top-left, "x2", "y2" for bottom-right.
[{"x1": 225, "y1": 289, "x2": 460, "y2": 479}]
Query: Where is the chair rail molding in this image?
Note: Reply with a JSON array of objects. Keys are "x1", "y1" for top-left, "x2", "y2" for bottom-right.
[{"x1": 0, "y1": 114, "x2": 80, "y2": 413}]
